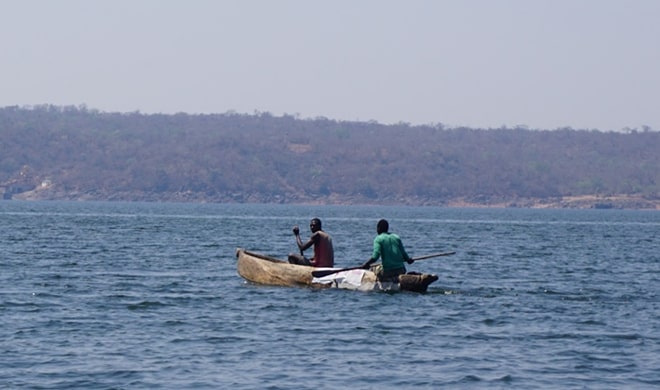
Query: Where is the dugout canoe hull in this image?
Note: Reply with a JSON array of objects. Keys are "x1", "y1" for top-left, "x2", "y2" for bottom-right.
[{"x1": 235, "y1": 248, "x2": 438, "y2": 293}]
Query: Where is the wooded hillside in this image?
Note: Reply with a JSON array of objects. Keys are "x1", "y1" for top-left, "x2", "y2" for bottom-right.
[{"x1": 1, "y1": 105, "x2": 658, "y2": 208}]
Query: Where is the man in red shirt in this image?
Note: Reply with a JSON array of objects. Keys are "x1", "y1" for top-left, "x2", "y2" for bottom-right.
[{"x1": 288, "y1": 218, "x2": 334, "y2": 268}]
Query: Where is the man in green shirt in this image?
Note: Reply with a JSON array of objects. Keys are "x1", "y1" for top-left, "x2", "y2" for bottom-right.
[{"x1": 361, "y1": 219, "x2": 414, "y2": 282}]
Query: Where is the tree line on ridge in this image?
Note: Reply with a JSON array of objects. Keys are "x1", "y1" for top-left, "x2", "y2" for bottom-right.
[{"x1": 1, "y1": 105, "x2": 658, "y2": 208}]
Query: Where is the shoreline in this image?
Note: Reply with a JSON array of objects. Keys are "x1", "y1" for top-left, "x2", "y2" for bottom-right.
[{"x1": 8, "y1": 189, "x2": 660, "y2": 210}]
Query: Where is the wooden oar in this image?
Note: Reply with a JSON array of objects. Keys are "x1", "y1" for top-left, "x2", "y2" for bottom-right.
[
  {"x1": 311, "y1": 265, "x2": 365, "y2": 278},
  {"x1": 311, "y1": 251, "x2": 456, "y2": 278}
]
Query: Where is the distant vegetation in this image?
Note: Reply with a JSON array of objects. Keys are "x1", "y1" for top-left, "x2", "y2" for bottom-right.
[{"x1": 1, "y1": 105, "x2": 659, "y2": 208}]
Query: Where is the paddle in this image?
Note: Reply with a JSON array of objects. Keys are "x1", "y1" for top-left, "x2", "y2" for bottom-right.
[
  {"x1": 311, "y1": 251, "x2": 456, "y2": 278},
  {"x1": 294, "y1": 226, "x2": 304, "y2": 256}
]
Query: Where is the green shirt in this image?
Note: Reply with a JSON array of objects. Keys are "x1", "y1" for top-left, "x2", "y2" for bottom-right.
[{"x1": 371, "y1": 232, "x2": 410, "y2": 272}]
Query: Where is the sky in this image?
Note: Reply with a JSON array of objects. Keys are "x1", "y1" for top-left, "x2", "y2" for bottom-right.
[{"x1": 2, "y1": 0, "x2": 659, "y2": 131}]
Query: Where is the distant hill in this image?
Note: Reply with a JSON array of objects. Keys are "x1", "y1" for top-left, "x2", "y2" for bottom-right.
[{"x1": 1, "y1": 105, "x2": 659, "y2": 209}]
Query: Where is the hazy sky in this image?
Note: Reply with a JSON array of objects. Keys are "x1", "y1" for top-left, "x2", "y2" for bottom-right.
[{"x1": 2, "y1": 0, "x2": 659, "y2": 131}]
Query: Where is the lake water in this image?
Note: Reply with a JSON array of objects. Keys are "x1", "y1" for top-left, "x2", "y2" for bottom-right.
[{"x1": 1, "y1": 201, "x2": 658, "y2": 389}]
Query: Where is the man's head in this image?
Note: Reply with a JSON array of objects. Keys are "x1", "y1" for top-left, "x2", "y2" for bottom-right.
[
  {"x1": 310, "y1": 218, "x2": 322, "y2": 232},
  {"x1": 376, "y1": 219, "x2": 389, "y2": 234}
]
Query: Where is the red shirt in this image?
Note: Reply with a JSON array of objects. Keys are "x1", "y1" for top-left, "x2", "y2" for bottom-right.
[{"x1": 311, "y1": 230, "x2": 334, "y2": 267}]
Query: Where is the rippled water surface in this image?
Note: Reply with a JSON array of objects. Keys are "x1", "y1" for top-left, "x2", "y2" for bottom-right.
[{"x1": 1, "y1": 201, "x2": 659, "y2": 389}]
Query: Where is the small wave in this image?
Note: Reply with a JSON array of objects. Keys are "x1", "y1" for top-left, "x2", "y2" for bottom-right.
[
  {"x1": 458, "y1": 374, "x2": 482, "y2": 383},
  {"x1": 126, "y1": 300, "x2": 169, "y2": 310}
]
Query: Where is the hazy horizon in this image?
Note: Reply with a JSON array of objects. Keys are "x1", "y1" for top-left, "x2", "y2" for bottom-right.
[{"x1": 2, "y1": 0, "x2": 659, "y2": 131}]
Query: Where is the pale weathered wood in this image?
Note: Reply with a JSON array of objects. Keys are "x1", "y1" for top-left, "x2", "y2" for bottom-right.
[
  {"x1": 236, "y1": 248, "x2": 319, "y2": 287},
  {"x1": 235, "y1": 248, "x2": 438, "y2": 292}
]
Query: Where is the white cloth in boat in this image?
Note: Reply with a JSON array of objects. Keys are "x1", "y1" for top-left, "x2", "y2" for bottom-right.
[{"x1": 312, "y1": 268, "x2": 368, "y2": 289}]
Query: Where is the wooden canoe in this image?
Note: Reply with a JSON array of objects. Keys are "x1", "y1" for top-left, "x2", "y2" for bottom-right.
[{"x1": 235, "y1": 248, "x2": 439, "y2": 293}]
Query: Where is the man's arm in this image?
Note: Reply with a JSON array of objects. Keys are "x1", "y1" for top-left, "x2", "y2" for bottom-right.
[
  {"x1": 397, "y1": 236, "x2": 413, "y2": 263},
  {"x1": 293, "y1": 226, "x2": 305, "y2": 254},
  {"x1": 294, "y1": 229, "x2": 317, "y2": 252},
  {"x1": 361, "y1": 238, "x2": 381, "y2": 268},
  {"x1": 361, "y1": 257, "x2": 376, "y2": 269}
]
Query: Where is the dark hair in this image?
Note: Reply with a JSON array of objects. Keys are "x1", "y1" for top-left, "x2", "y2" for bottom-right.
[
  {"x1": 377, "y1": 219, "x2": 389, "y2": 233},
  {"x1": 311, "y1": 217, "x2": 322, "y2": 228}
]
